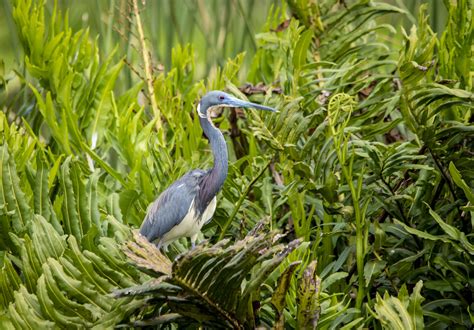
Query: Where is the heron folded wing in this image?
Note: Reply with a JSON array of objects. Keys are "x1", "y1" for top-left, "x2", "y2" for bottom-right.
[{"x1": 139, "y1": 170, "x2": 206, "y2": 243}]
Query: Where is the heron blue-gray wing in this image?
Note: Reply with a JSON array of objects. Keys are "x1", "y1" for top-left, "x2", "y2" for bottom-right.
[{"x1": 139, "y1": 169, "x2": 206, "y2": 243}]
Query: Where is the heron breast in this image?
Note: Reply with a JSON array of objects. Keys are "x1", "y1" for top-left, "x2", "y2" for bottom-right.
[
  {"x1": 200, "y1": 196, "x2": 217, "y2": 225},
  {"x1": 160, "y1": 196, "x2": 217, "y2": 245}
]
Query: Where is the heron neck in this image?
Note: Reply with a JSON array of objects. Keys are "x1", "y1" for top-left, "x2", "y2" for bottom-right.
[{"x1": 199, "y1": 115, "x2": 228, "y2": 202}]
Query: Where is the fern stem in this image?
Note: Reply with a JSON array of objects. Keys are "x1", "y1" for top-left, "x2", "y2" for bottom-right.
[
  {"x1": 172, "y1": 276, "x2": 242, "y2": 328},
  {"x1": 427, "y1": 148, "x2": 457, "y2": 204},
  {"x1": 341, "y1": 165, "x2": 365, "y2": 312},
  {"x1": 380, "y1": 176, "x2": 408, "y2": 223},
  {"x1": 219, "y1": 159, "x2": 272, "y2": 240},
  {"x1": 328, "y1": 93, "x2": 366, "y2": 314}
]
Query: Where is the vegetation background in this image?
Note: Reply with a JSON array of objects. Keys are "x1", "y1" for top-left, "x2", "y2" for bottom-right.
[{"x1": 0, "y1": 0, "x2": 472, "y2": 328}]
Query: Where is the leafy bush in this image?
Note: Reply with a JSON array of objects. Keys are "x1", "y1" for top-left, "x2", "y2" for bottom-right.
[{"x1": 0, "y1": 0, "x2": 472, "y2": 328}]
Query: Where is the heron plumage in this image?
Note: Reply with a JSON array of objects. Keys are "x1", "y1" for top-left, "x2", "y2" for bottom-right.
[
  {"x1": 139, "y1": 91, "x2": 276, "y2": 249},
  {"x1": 140, "y1": 169, "x2": 206, "y2": 244},
  {"x1": 160, "y1": 196, "x2": 217, "y2": 248}
]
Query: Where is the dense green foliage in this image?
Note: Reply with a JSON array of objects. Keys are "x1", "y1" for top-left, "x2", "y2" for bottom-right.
[{"x1": 0, "y1": 0, "x2": 473, "y2": 328}]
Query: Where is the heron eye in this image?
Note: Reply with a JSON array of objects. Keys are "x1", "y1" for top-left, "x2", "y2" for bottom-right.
[{"x1": 219, "y1": 95, "x2": 225, "y2": 100}]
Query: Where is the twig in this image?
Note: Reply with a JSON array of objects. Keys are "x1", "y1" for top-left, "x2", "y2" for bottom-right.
[
  {"x1": 269, "y1": 162, "x2": 284, "y2": 186},
  {"x1": 131, "y1": 0, "x2": 163, "y2": 136}
]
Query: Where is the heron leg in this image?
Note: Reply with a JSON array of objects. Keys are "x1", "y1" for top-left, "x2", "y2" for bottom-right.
[
  {"x1": 190, "y1": 234, "x2": 198, "y2": 249},
  {"x1": 156, "y1": 241, "x2": 169, "y2": 253}
]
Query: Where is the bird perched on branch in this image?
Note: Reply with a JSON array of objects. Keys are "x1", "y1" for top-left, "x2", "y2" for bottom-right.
[{"x1": 140, "y1": 91, "x2": 276, "y2": 250}]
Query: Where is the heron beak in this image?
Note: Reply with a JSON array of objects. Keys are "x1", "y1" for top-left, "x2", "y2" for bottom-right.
[{"x1": 227, "y1": 96, "x2": 277, "y2": 112}]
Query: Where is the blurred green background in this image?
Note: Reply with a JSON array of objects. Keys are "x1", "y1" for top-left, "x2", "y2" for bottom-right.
[{"x1": 0, "y1": 0, "x2": 446, "y2": 80}]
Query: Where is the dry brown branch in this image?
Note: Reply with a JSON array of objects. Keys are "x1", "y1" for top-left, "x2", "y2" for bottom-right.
[
  {"x1": 131, "y1": 0, "x2": 163, "y2": 136},
  {"x1": 123, "y1": 230, "x2": 172, "y2": 275}
]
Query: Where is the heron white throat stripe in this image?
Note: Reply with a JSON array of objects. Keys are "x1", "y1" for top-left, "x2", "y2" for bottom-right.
[{"x1": 197, "y1": 103, "x2": 206, "y2": 118}]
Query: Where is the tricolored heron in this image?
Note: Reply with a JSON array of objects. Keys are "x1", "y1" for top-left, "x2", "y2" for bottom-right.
[{"x1": 140, "y1": 90, "x2": 276, "y2": 250}]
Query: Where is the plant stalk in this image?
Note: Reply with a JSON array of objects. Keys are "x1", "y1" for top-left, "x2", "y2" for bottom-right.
[{"x1": 131, "y1": 0, "x2": 163, "y2": 139}]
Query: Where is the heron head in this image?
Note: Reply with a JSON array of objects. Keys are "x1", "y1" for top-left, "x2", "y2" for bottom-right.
[{"x1": 198, "y1": 90, "x2": 276, "y2": 118}]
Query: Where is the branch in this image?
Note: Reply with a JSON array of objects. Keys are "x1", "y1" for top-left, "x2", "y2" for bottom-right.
[{"x1": 131, "y1": 0, "x2": 163, "y2": 136}]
